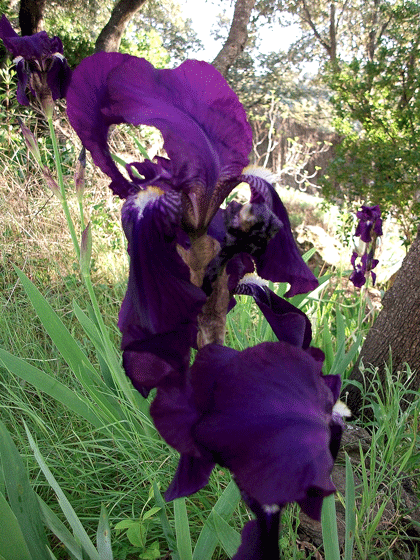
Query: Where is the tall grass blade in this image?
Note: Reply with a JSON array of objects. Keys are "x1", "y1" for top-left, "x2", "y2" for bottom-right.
[
  {"x1": 209, "y1": 509, "x2": 241, "y2": 557},
  {"x1": 0, "y1": 420, "x2": 50, "y2": 560},
  {"x1": 97, "y1": 504, "x2": 113, "y2": 560},
  {"x1": 131, "y1": 134, "x2": 152, "y2": 160},
  {"x1": 344, "y1": 453, "x2": 356, "y2": 560},
  {"x1": 153, "y1": 482, "x2": 179, "y2": 560},
  {"x1": 322, "y1": 322, "x2": 334, "y2": 375},
  {"x1": 0, "y1": 492, "x2": 32, "y2": 560},
  {"x1": 0, "y1": 349, "x2": 102, "y2": 429},
  {"x1": 74, "y1": 301, "x2": 117, "y2": 392},
  {"x1": 12, "y1": 267, "x2": 137, "y2": 430},
  {"x1": 329, "y1": 309, "x2": 363, "y2": 378},
  {"x1": 193, "y1": 479, "x2": 241, "y2": 560},
  {"x1": 13, "y1": 266, "x2": 99, "y2": 383},
  {"x1": 174, "y1": 498, "x2": 193, "y2": 560},
  {"x1": 37, "y1": 496, "x2": 84, "y2": 560},
  {"x1": 321, "y1": 493, "x2": 340, "y2": 560},
  {"x1": 24, "y1": 423, "x2": 100, "y2": 560}
]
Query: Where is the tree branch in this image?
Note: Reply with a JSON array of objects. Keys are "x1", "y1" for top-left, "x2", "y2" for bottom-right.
[
  {"x1": 95, "y1": 0, "x2": 148, "y2": 53},
  {"x1": 19, "y1": 0, "x2": 47, "y2": 35},
  {"x1": 212, "y1": 0, "x2": 256, "y2": 77}
]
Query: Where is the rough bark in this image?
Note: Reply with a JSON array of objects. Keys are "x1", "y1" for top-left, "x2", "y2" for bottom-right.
[
  {"x1": 19, "y1": 0, "x2": 47, "y2": 35},
  {"x1": 212, "y1": 0, "x2": 256, "y2": 77},
  {"x1": 347, "y1": 226, "x2": 420, "y2": 417},
  {"x1": 95, "y1": 0, "x2": 147, "y2": 53}
]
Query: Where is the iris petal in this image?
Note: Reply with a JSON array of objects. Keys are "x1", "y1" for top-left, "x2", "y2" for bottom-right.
[
  {"x1": 67, "y1": 53, "x2": 252, "y2": 200},
  {"x1": 119, "y1": 189, "x2": 206, "y2": 392},
  {"x1": 190, "y1": 343, "x2": 338, "y2": 510},
  {"x1": 236, "y1": 281, "x2": 312, "y2": 348},
  {"x1": 67, "y1": 52, "x2": 134, "y2": 198},
  {"x1": 120, "y1": 189, "x2": 205, "y2": 338},
  {"x1": 244, "y1": 174, "x2": 318, "y2": 296},
  {"x1": 0, "y1": 16, "x2": 49, "y2": 59}
]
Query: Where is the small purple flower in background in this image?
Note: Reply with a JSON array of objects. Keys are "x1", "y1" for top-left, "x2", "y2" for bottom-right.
[
  {"x1": 350, "y1": 204, "x2": 382, "y2": 288},
  {"x1": 355, "y1": 204, "x2": 383, "y2": 243},
  {"x1": 349, "y1": 251, "x2": 367, "y2": 288},
  {"x1": 0, "y1": 14, "x2": 71, "y2": 113}
]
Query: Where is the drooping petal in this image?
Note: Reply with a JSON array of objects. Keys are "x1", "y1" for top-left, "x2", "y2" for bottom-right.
[
  {"x1": 66, "y1": 52, "x2": 135, "y2": 198},
  {"x1": 232, "y1": 499, "x2": 281, "y2": 560},
  {"x1": 47, "y1": 55, "x2": 72, "y2": 100},
  {"x1": 122, "y1": 328, "x2": 194, "y2": 397},
  {"x1": 151, "y1": 379, "x2": 216, "y2": 499},
  {"x1": 119, "y1": 188, "x2": 206, "y2": 392},
  {"x1": 164, "y1": 454, "x2": 215, "y2": 502},
  {"x1": 349, "y1": 268, "x2": 366, "y2": 288},
  {"x1": 236, "y1": 280, "x2": 312, "y2": 348},
  {"x1": 67, "y1": 53, "x2": 252, "y2": 200},
  {"x1": 15, "y1": 58, "x2": 30, "y2": 105},
  {"x1": 242, "y1": 173, "x2": 318, "y2": 296},
  {"x1": 190, "y1": 342, "x2": 338, "y2": 511}
]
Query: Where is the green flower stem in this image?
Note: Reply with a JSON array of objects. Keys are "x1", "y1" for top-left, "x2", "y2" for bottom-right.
[
  {"x1": 79, "y1": 201, "x2": 85, "y2": 230},
  {"x1": 47, "y1": 116, "x2": 80, "y2": 260}
]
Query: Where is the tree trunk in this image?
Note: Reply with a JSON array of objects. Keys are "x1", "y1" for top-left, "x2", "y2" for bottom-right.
[
  {"x1": 212, "y1": 0, "x2": 256, "y2": 77},
  {"x1": 347, "y1": 227, "x2": 420, "y2": 417},
  {"x1": 19, "y1": 0, "x2": 47, "y2": 35},
  {"x1": 95, "y1": 0, "x2": 147, "y2": 53}
]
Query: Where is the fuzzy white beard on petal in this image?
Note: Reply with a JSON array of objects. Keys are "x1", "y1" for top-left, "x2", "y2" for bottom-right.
[
  {"x1": 243, "y1": 165, "x2": 277, "y2": 184},
  {"x1": 132, "y1": 186, "x2": 164, "y2": 218},
  {"x1": 238, "y1": 273, "x2": 268, "y2": 288}
]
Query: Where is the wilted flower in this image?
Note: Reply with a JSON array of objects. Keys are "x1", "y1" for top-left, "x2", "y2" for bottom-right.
[
  {"x1": 18, "y1": 117, "x2": 41, "y2": 163},
  {"x1": 0, "y1": 14, "x2": 71, "y2": 114}
]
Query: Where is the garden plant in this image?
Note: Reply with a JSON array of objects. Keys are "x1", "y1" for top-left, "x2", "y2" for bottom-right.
[{"x1": 0, "y1": 12, "x2": 419, "y2": 560}]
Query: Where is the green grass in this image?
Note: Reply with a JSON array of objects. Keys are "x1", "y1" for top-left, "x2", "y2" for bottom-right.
[
  {"x1": 0, "y1": 102, "x2": 419, "y2": 559},
  {"x1": 2, "y1": 253, "x2": 418, "y2": 559}
]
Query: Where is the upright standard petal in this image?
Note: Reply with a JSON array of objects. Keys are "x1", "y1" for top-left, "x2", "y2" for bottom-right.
[
  {"x1": 0, "y1": 15, "x2": 49, "y2": 59},
  {"x1": 67, "y1": 53, "x2": 252, "y2": 204}
]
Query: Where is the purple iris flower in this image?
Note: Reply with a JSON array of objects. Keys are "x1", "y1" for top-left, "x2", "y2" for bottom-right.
[
  {"x1": 350, "y1": 204, "x2": 382, "y2": 288},
  {"x1": 355, "y1": 204, "x2": 383, "y2": 243},
  {"x1": 66, "y1": 53, "x2": 318, "y2": 393},
  {"x1": 151, "y1": 287, "x2": 343, "y2": 560},
  {"x1": 66, "y1": 53, "x2": 342, "y2": 558},
  {"x1": 349, "y1": 251, "x2": 367, "y2": 288},
  {"x1": 0, "y1": 14, "x2": 71, "y2": 108}
]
